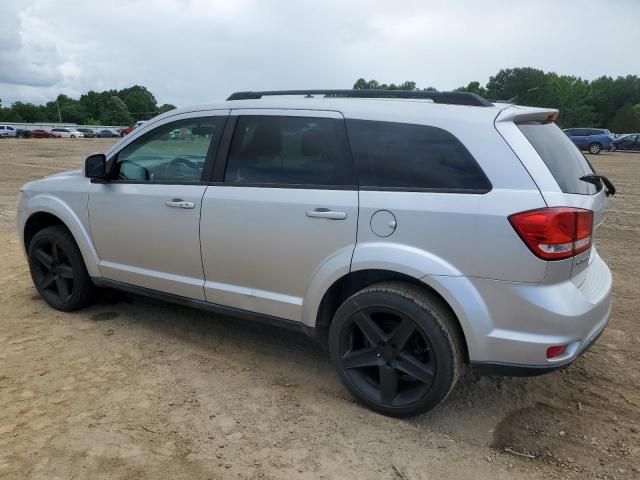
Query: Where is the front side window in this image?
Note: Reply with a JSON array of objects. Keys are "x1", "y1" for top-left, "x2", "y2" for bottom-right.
[
  {"x1": 224, "y1": 116, "x2": 356, "y2": 186},
  {"x1": 114, "y1": 117, "x2": 223, "y2": 182},
  {"x1": 346, "y1": 119, "x2": 491, "y2": 192}
]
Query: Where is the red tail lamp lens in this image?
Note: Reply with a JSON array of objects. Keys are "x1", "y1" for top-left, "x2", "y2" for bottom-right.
[{"x1": 509, "y1": 208, "x2": 593, "y2": 261}]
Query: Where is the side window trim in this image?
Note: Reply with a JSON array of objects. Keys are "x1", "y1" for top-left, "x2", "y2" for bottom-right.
[
  {"x1": 106, "y1": 113, "x2": 228, "y2": 184},
  {"x1": 211, "y1": 110, "x2": 358, "y2": 189}
]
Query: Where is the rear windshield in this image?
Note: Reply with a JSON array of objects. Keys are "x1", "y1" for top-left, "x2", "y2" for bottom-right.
[{"x1": 517, "y1": 121, "x2": 596, "y2": 195}]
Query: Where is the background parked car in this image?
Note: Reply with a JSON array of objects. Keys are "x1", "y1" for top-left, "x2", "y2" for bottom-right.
[
  {"x1": 50, "y1": 128, "x2": 85, "y2": 138},
  {"x1": 0, "y1": 125, "x2": 18, "y2": 137},
  {"x1": 563, "y1": 128, "x2": 613, "y2": 154},
  {"x1": 612, "y1": 133, "x2": 640, "y2": 151},
  {"x1": 119, "y1": 120, "x2": 146, "y2": 137},
  {"x1": 76, "y1": 128, "x2": 96, "y2": 138},
  {"x1": 95, "y1": 129, "x2": 119, "y2": 138},
  {"x1": 29, "y1": 129, "x2": 62, "y2": 139}
]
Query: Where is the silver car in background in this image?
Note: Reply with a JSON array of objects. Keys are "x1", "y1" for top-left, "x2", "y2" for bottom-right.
[{"x1": 17, "y1": 89, "x2": 613, "y2": 416}]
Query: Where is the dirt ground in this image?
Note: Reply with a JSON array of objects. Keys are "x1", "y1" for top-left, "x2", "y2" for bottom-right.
[{"x1": 0, "y1": 138, "x2": 638, "y2": 480}]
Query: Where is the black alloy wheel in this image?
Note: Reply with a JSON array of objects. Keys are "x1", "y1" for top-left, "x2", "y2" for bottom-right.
[
  {"x1": 337, "y1": 306, "x2": 436, "y2": 407},
  {"x1": 329, "y1": 282, "x2": 463, "y2": 417},
  {"x1": 28, "y1": 226, "x2": 95, "y2": 311}
]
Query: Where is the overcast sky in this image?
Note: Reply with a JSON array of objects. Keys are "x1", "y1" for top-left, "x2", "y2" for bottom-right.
[{"x1": 1, "y1": 0, "x2": 638, "y2": 107}]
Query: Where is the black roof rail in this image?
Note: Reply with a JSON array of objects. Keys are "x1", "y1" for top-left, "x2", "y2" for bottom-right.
[{"x1": 226, "y1": 89, "x2": 493, "y2": 107}]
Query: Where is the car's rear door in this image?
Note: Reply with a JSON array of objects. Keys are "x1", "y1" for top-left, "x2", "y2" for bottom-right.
[
  {"x1": 88, "y1": 111, "x2": 228, "y2": 300},
  {"x1": 199, "y1": 110, "x2": 358, "y2": 321}
]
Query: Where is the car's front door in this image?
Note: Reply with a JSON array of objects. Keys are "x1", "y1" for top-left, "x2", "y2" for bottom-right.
[
  {"x1": 200, "y1": 110, "x2": 359, "y2": 321},
  {"x1": 88, "y1": 112, "x2": 228, "y2": 300}
]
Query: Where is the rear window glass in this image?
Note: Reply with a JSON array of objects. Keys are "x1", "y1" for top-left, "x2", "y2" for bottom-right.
[
  {"x1": 517, "y1": 121, "x2": 596, "y2": 194},
  {"x1": 346, "y1": 119, "x2": 491, "y2": 192}
]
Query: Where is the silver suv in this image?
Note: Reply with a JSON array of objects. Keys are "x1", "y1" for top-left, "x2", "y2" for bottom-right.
[{"x1": 17, "y1": 90, "x2": 614, "y2": 416}]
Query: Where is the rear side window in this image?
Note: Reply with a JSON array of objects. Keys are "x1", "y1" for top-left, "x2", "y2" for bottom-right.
[
  {"x1": 517, "y1": 121, "x2": 596, "y2": 195},
  {"x1": 224, "y1": 116, "x2": 356, "y2": 187},
  {"x1": 346, "y1": 119, "x2": 491, "y2": 192}
]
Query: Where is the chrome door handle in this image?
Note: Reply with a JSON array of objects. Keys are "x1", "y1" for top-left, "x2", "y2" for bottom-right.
[
  {"x1": 305, "y1": 208, "x2": 347, "y2": 220},
  {"x1": 165, "y1": 199, "x2": 195, "y2": 209}
]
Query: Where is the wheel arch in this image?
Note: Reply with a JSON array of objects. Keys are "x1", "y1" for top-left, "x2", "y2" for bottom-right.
[
  {"x1": 21, "y1": 196, "x2": 101, "y2": 277},
  {"x1": 312, "y1": 268, "x2": 470, "y2": 363}
]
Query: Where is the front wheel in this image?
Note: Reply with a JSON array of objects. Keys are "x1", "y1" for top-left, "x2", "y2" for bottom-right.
[
  {"x1": 329, "y1": 282, "x2": 463, "y2": 417},
  {"x1": 28, "y1": 226, "x2": 95, "y2": 311},
  {"x1": 588, "y1": 142, "x2": 602, "y2": 154}
]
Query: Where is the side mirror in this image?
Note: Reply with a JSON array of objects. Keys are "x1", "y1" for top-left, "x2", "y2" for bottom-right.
[{"x1": 85, "y1": 154, "x2": 106, "y2": 179}]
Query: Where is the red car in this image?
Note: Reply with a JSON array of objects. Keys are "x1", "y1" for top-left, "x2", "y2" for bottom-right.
[
  {"x1": 29, "y1": 129, "x2": 61, "y2": 138},
  {"x1": 119, "y1": 121, "x2": 146, "y2": 137}
]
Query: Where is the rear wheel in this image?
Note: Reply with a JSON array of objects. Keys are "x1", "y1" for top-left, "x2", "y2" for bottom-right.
[
  {"x1": 588, "y1": 142, "x2": 602, "y2": 154},
  {"x1": 70, "y1": 134, "x2": 76, "y2": 138},
  {"x1": 329, "y1": 282, "x2": 463, "y2": 417},
  {"x1": 28, "y1": 226, "x2": 95, "y2": 311}
]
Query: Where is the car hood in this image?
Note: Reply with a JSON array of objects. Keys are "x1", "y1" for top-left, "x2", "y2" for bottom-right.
[{"x1": 45, "y1": 169, "x2": 83, "y2": 179}]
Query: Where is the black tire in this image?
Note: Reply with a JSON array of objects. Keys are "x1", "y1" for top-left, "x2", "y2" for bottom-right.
[
  {"x1": 588, "y1": 142, "x2": 602, "y2": 154},
  {"x1": 70, "y1": 134, "x2": 76, "y2": 139},
  {"x1": 329, "y1": 281, "x2": 463, "y2": 417},
  {"x1": 28, "y1": 226, "x2": 95, "y2": 311}
]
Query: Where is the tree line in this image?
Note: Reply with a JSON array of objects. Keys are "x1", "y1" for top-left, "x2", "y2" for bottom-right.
[
  {"x1": 0, "y1": 85, "x2": 176, "y2": 126},
  {"x1": 2, "y1": 68, "x2": 639, "y2": 131},
  {"x1": 355, "y1": 68, "x2": 640, "y2": 132}
]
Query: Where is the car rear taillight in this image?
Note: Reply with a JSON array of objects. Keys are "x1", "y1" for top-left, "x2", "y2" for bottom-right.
[{"x1": 508, "y1": 207, "x2": 593, "y2": 261}]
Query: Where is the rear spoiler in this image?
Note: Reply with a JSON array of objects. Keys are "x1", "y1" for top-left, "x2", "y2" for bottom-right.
[{"x1": 495, "y1": 106, "x2": 560, "y2": 124}]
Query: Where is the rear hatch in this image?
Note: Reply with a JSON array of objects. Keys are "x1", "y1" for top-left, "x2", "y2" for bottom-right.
[{"x1": 495, "y1": 106, "x2": 609, "y2": 280}]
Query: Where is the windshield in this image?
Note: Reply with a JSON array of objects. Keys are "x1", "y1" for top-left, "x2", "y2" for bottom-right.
[{"x1": 517, "y1": 121, "x2": 596, "y2": 195}]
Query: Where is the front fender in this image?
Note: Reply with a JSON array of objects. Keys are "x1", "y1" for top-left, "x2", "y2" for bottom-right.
[{"x1": 20, "y1": 193, "x2": 101, "y2": 277}]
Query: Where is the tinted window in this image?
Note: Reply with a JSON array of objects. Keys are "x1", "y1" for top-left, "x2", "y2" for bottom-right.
[
  {"x1": 346, "y1": 119, "x2": 490, "y2": 192},
  {"x1": 517, "y1": 121, "x2": 596, "y2": 195},
  {"x1": 573, "y1": 128, "x2": 589, "y2": 136},
  {"x1": 224, "y1": 116, "x2": 355, "y2": 186},
  {"x1": 114, "y1": 117, "x2": 223, "y2": 183},
  {"x1": 589, "y1": 129, "x2": 605, "y2": 136}
]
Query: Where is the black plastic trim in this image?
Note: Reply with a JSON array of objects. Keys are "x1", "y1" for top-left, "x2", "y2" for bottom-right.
[
  {"x1": 227, "y1": 89, "x2": 493, "y2": 107},
  {"x1": 359, "y1": 186, "x2": 491, "y2": 195},
  {"x1": 92, "y1": 278, "x2": 316, "y2": 339},
  {"x1": 206, "y1": 182, "x2": 357, "y2": 190},
  {"x1": 470, "y1": 361, "x2": 569, "y2": 377},
  {"x1": 211, "y1": 115, "x2": 237, "y2": 182}
]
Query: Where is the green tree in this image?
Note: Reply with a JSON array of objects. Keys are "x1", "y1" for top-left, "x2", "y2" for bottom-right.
[
  {"x1": 157, "y1": 103, "x2": 176, "y2": 114},
  {"x1": 117, "y1": 85, "x2": 157, "y2": 119},
  {"x1": 100, "y1": 96, "x2": 133, "y2": 125},
  {"x1": 610, "y1": 104, "x2": 640, "y2": 133},
  {"x1": 455, "y1": 81, "x2": 487, "y2": 97}
]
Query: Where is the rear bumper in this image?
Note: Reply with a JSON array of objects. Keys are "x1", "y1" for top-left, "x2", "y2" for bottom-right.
[
  {"x1": 424, "y1": 250, "x2": 612, "y2": 370},
  {"x1": 470, "y1": 316, "x2": 607, "y2": 376}
]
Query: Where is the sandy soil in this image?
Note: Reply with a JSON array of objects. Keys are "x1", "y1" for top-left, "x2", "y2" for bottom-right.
[{"x1": 0, "y1": 138, "x2": 638, "y2": 480}]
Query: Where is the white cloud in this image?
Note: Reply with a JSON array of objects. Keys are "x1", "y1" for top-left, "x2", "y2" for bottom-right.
[{"x1": 0, "y1": 0, "x2": 638, "y2": 107}]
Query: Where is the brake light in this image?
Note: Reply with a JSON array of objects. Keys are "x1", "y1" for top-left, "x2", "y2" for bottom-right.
[{"x1": 509, "y1": 207, "x2": 593, "y2": 261}]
